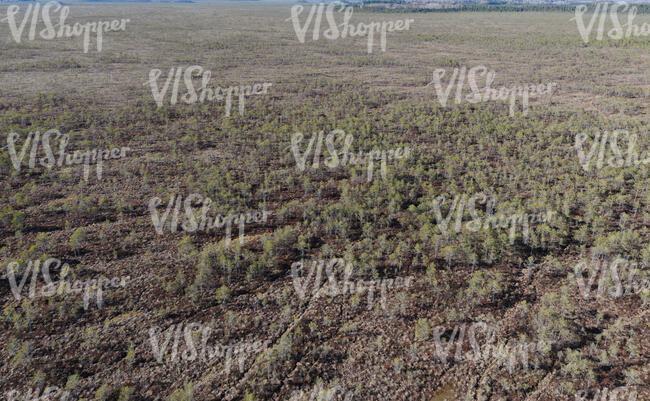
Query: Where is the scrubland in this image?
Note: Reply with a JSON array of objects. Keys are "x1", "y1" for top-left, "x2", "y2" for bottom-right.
[{"x1": 0, "y1": 3, "x2": 649, "y2": 401}]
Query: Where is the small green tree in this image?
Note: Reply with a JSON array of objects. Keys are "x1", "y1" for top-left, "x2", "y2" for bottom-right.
[
  {"x1": 561, "y1": 349, "x2": 595, "y2": 390},
  {"x1": 65, "y1": 374, "x2": 82, "y2": 397},
  {"x1": 70, "y1": 228, "x2": 87, "y2": 255},
  {"x1": 35, "y1": 232, "x2": 50, "y2": 254},
  {"x1": 12, "y1": 211, "x2": 26, "y2": 231},
  {"x1": 414, "y1": 318, "x2": 431, "y2": 341},
  {"x1": 124, "y1": 341, "x2": 136, "y2": 365},
  {"x1": 177, "y1": 235, "x2": 196, "y2": 258},
  {"x1": 94, "y1": 384, "x2": 112, "y2": 401},
  {"x1": 118, "y1": 387, "x2": 135, "y2": 401},
  {"x1": 169, "y1": 383, "x2": 194, "y2": 401},
  {"x1": 426, "y1": 262, "x2": 438, "y2": 286},
  {"x1": 215, "y1": 285, "x2": 232, "y2": 304}
]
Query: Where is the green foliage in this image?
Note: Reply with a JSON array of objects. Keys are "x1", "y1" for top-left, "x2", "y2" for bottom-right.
[
  {"x1": 70, "y1": 227, "x2": 87, "y2": 255},
  {"x1": 82, "y1": 327, "x2": 100, "y2": 350},
  {"x1": 10, "y1": 340, "x2": 32, "y2": 368},
  {"x1": 3, "y1": 299, "x2": 35, "y2": 331},
  {"x1": 2, "y1": 5, "x2": 650, "y2": 398},
  {"x1": 535, "y1": 292, "x2": 577, "y2": 351},
  {"x1": 248, "y1": 225, "x2": 300, "y2": 278},
  {"x1": 215, "y1": 285, "x2": 232, "y2": 304},
  {"x1": 188, "y1": 240, "x2": 252, "y2": 299},
  {"x1": 465, "y1": 270, "x2": 503, "y2": 305},
  {"x1": 34, "y1": 232, "x2": 50, "y2": 253},
  {"x1": 118, "y1": 387, "x2": 135, "y2": 401},
  {"x1": 561, "y1": 349, "x2": 595, "y2": 388},
  {"x1": 65, "y1": 374, "x2": 82, "y2": 394},
  {"x1": 178, "y1": 235, "x2": 197, "y2": 258},
  {"x1": 125, "y1": 341, "x2": 136, "y2": 366},
  {"x1": 169, "y1": 383, "x2": 194, "y2": 401},
  {"x1": 31, "y1": 370, "x2": 46, "y2": 389},
  {"x1": 12, "y1": 211, "x2": 26, "y2": 231},
  {"x1": 414, "y1": 318, "x2": 431, "y2": 341},
  {"x1": 94, "y1": 384, "x2": 112, "y2": 401}
]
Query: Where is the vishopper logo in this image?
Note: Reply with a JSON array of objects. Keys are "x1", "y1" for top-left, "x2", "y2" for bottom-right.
[
  {"x1": 6, "y1": 130, "x2": 130, "y2": 181},
  {"x1": 575, "y1": 130, "x2": 649, "y2": 172},
  {"x1": 144, "y1": 65, "x2": 272, "y2": 116},
  {"x1": 290, "y1": 130, "x2": 412, "y2": 182},
  {"x1": 148, "y1": 321, "x2": 269, "y2": 372},
  {"x1": 289, "y1": 382, "x2": 354, "y2": 401},
  {"x1": 290, "y1": 257, "x2": 413, "y2": 310},
  {"x1": 574, "y1": 256, "x2": 650, "y2": 301},
  {"x1": 575, "y1": 386, "x2": 638, "y2": 401},
  {"x1": 5, "y1": 258, "x2": 129, "y2": 309},
  {"x1": 428, "y1": 65, "x2": 557, "y2": 117},
  {"x1": 148, "y1": 193, "x2": 270, "y2": 245},
  {"x1": 287, "y1": 2, "x2": 413, "y2": 53},
  {"x1": 432, "y1": 192, "x2": 556, "y2": 245},
  {"x1": 572, "y1": 2, "x2": 649, "y2": 43},
  {"x1": 1, "y1": 1, "x2": 129, "y2": 53},
  {"x1": 5, "y1": 385, "x2": 71, "y2": 401},
  {"x1": 422, "y1": 322, "x2": 552, "y2": 374}
]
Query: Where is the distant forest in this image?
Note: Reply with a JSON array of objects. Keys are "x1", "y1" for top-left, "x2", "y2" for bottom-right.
[{"x1": 352, "y1": 1, "x2": 650, "y2": 13}]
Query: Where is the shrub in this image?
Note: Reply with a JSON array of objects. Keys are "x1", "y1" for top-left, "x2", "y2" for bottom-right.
[
  {"x1": 4, "y1": 299, "x2": 35, "y2": 330},
  {"x1": 31, "y1": 370, "x2": 46, "y2": 390},
  {"x1": 215, "y1": 285, "x2": 232, "y2": 304},
  {"x1": 248, "y1": 225, "x2": 300, "y2": 277},
  {"x1": 124, "y1": 342, "x2": 136, "y2": 365},
  {"x1": 5, "y1": 337, "x2": 21, "y2": 356},
  {"x1": 34, "y1": 232, "x2": 50, "y2": 254},
  {"x1": 426, "y1": 262, "x2": 438, "y2": 286},
  {"x1": 178, "y1": 235, "x2": 196, "y2": 258},
  {"x1": 94, "y1": 384, "x2": 112, "y2": 401},
  {"x1": 624, "y1": 368, "x2": 642, "y2": 386},
  {"x1": 465, "y1": 270, "x2": 503, "y2": 305},
  {"x1": 535, "y1": 292, "x2": 577, "y2": 351},
  {"x1": 392, "y1": 357, "x2": 404, "y2": 374},
  {"x1": 65, "y1": 374, "x2": 81, "y2": 394},
  {"x1": 70, "y1": 227, "x2": 87, "y2": 255},
  {"x1": 561, "y1": 349, "x2": 595, "y2": 388},
  {"x1": 169, "y1": 383, "x2": 194, "y2": 401},
  {"x1": 118, "y1": 387, "x2": 135, "y2": 401},
  {"x1": 82, "y1": 327, "x2": 99, "y2": 350},
  {"x1": 12, "y1": 211, "x2": 26, "y2": 231},
  {"x1": 188, "y1": 240, "x2": 251, "y2": 298},
  {"x1": 414, "y1": 318, "x2": 431, "y2": 341},
  {"x1": 11, "y1": 341, "x2": 32, "y2": 368}
]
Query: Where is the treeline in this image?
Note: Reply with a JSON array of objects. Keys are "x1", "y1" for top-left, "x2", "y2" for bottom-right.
[{"x1": 354, "y1": 2, "x2": 650, "y2": 13}]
